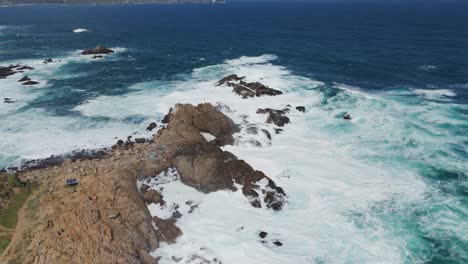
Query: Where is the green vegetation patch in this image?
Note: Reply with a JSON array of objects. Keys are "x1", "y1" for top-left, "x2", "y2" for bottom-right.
[
  {"x1": 0, "y1": 190, "x2": 31, "y2": 229},
  {"x1": 0, "y1": 235, "x2": 12, "y2": 255}
]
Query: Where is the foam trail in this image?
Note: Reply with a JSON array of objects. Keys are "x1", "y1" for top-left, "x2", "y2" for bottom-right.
[{"x1": 73, "y1": 28, "x2": 91, "y2": 33}]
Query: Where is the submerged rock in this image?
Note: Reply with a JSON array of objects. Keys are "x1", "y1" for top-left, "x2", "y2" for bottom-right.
[
  {"x1": 18, "y1": 76, "x2": 31, "y2": 82},
  {"x1": 344, "y1": 114, "x2": 352, "y2": 120},
  {"x1": 81, "y1": 45, "x2": 114, "y2": 55},
  {"x1": 4, "y1": 97, "x2": 16, "y2": 104},
  {"x1": 22, "y1": 80, "x2": 39, "y2": 86},
  {"x1": 296, "y1": 106, "x2": 306, "y2": 112}
]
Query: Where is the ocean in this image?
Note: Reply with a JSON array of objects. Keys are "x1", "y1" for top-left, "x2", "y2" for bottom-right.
[{"x1": 0, "y1": 1, "x2": 467, "y2": 263}]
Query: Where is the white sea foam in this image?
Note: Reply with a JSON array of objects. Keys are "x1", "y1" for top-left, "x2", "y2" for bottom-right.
[
  {"x1": 74, "y1": 56, "x2": 459, "y2": 263},
  {"x1": 73, "y1": 28, "x2": 91, "y2": 33},
  {"x1": 4, "y1": 54, "x2": 466, "y2": 263},
  {"x1": 412, "y1": 88, "x2": 456, "y2": 100},
  {"x1": 418, "y1": 64, "x2": 437, "y2": 71}
]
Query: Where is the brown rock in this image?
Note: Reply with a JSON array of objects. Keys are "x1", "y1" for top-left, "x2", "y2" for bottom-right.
[
  {"x1": 153, "y1": 216, "x2": 182, "y2": 244},
  {"x1": 143, "y1": 189, "x2": 165, "y2": 205},
  {"x1": 154, "y1": 103, "x2": 286, "y2": 209}
]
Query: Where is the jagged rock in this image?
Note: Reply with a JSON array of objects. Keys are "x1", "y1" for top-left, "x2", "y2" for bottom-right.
[
  {"x1": 81, "y1": 45, "x2": 114, "y2": 55},
  {"x1": 17, "y1": 65, "x2": 34, "y2": 71},
  {"x1": 18, "y1": 76, "x2": 31, "y2": 82},
  {"x1": 257, "y1": 108, "x2": 290, "y2": 127},
  {"x1": 4, "y1": 97, "x2": 15, "y2": 103},
  {"x1": 154, "y1": 104, "x2": 286, "y2": 209},
  {"x1": 135, "y1": 138, "x2": 147, "y2": 144},
  {"x1": 296, "y1": 106, "x2": 306, "y2": 112},
  {"x1": 43, "y1": 58, "x2": 54, "y2": 64},
  {"x1": 142, "y1": 189, "x2": 164, "y2": 205},
  {"x1": 215, "y1": 74, "x2": 245, "y2": 86},
  {"x1": 153, "y1": 216, "x2": 182, "y2": 244},
  {"x1": 0, "y1": 65, "x2": 18, "y2": 79},
  {"x1": 22, "y1": 80, "x2": 39, "y2": 86},
  {"x1": 161, "y1": 103, "x2": 239, "y2": 146},
  {"x1": 216, "y1": 75, "x2": 283, "y2": 98},
  {"x1": 146, "y1": 122, "x2": 157, "y2": 131},
  {"x1": 162, "y1": 107, "x2": 173, "y2": 124}
]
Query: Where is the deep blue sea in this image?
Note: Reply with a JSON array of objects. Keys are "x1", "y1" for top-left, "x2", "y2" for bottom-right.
[{"x1": 0, "y1": 1, "x2": 467, "y2": 263}]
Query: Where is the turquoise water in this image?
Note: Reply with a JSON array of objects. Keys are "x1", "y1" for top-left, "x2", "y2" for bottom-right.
[{"x1": 0, "y1": 2, "x2": 467, "y2": 263}]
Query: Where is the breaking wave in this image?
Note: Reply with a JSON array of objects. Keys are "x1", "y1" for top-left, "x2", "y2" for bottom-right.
[{"x1": 1, "y1": 53, "x2": 467, "y2": 263}]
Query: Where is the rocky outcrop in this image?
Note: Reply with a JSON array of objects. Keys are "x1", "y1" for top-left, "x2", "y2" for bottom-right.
[
  {"x1": 215, "y1": 74, "x2": 245, "y2": 86},
  {"x1": 154, "y1": 103, "x2": 286, "y2": 209},
  {"x1": 257, "y1": 108, "x2": 291, "y2": 127},
  {"x1": 0, "y1": 102, "x2": 286, "y2": 264},
  {"x1": 81, "y1": 45, "x2": 114, "y2": 55},
  {"x1": 216, "y1": 74, "x2": 283, "y2": 99},
  {"x1": 161, "y1": 103, "x2": 239, "y2": 146}
]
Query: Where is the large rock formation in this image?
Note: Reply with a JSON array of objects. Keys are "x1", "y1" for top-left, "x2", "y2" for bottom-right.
[
  {"x1": 0, "y1": 102, "x2": 286, "y2": 264},
  {"x1": 154, "y1": 103, "x2": 286, "y2": 209}
]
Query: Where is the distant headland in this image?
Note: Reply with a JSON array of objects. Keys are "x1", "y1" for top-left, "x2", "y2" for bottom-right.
[{"x1": 0, "y1": 0, "x2": 224, "y2": 6}]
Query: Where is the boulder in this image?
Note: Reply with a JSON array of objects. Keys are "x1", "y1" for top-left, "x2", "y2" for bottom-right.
[
  {"x1": 152, "y1": 216, "x2": 182, "y2": 244},
  {"x1": 296, "y1": 106, "x2": 306, "y2": 112},
  {"x1": 344, "y1": 114, "x2": 352, "y2": 120},
  {"x1": 257, "y1": 108, "x2": 290, "y2": 127},
  {"x1": 81, "y1": 45, "x2": 114, "y2": 55},
  {"x1": 142, "y1": 189, "x2": 165, "y2": 205},
  {"x1": 146, "y1": 122, "x2": 157, "y2": 131}
]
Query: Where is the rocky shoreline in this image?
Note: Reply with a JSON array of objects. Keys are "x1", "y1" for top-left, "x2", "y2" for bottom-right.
[{"x1": 0, "y1": 73, "x2": 307, "y2": 263}]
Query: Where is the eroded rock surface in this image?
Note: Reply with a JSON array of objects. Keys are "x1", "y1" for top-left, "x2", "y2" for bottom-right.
[
  {"x1": 216, "y1": 74, "x2": 283, "y2": 98},
  {"x1": 257, "y1": 108, "x2": 291, "y2": 127},
  {"x1": 154, "y1": 103, "x2": 286, "y2": 209},
  {"x1": 0, "y1": 102, "x2": 286, "y2": 264}
]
